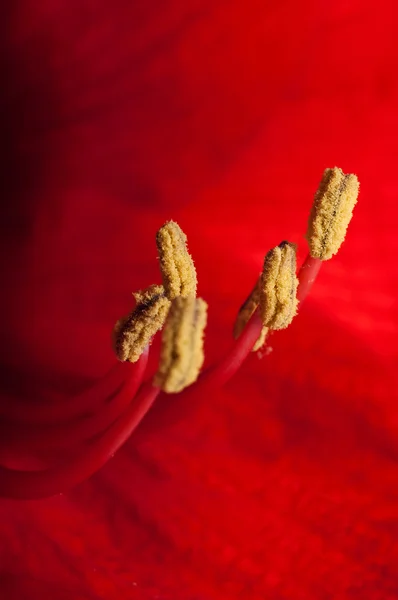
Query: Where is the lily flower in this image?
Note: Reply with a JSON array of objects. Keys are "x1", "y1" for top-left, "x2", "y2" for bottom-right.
[{"x1": 0, "y1": 1, "x2": 397, "y2": 598}]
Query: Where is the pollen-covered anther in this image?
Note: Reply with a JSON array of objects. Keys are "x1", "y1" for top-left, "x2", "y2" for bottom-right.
[
  {"x1": 307, "y1": 166, "x2": 360, "y2": 261},
  {"x1": 154, "y1": 295, "x2": 208, "y2": 393},
  {"x1": 156, "y1": 220, "x2": 197, "y2": 300},
  {"x1": 260, "y1": 241, "x2": 298, "y2": 330},
  {"x1": 113, "y1": 284, "x2": 171, "y2": 362},
  {"x1": 233, "y1": 278, "x2": 269, "y2": 351}
]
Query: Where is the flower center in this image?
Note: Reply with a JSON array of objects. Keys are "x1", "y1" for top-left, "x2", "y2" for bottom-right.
[{"x1": 0, "y1": 167, "x2": 359, "y2": 499}]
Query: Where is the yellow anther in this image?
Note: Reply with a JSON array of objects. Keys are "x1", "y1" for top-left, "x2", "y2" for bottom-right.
[
  {"x1": 156, "y1": 221, "x2": 197, "y2": 299},
  {"x1": 260, "y1": 241, "x2": 298, "y2": 330},
  {"x1": 307, "y1": 167, "x2": 360, "y2": 260},
  {"x1": 113, "y1": 284, "x2": 171, "y2": 362},
  {"x1": 154, "y1": 296, "x2": 207, "y2": 393},
  {"x1": 133, "y1": 284, "x2": 164, "y2": 306}
]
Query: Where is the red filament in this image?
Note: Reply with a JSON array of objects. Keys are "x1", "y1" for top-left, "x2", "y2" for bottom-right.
[
  {"x1": 0, "y1": 254, "x2": 322, "y2": 499},
  {"x1": 0, "y1": 365, "x2": 158, "y2": 499}
]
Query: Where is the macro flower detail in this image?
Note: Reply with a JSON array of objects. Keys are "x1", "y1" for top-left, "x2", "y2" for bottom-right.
[
  {"x1": 113, "y1": 221, "x2": 202, "y2": 371},
  {"x1": 233, "y1": 166, "x2": 359, "y2": 355},
  {"x1": 0, "y1": 168, "x2": 358, "y2": 503},
  {"x1": 233, "y1": 241, "x2": 298, "y2": 351},
  {"x1": 156, "y1": 220, "x2": 198, "y2": 299},
  {"x1": 260, "y1": 241, "x2": 298, "y2": 330},
  {"x1": 306, "y1": 167, "x2": 360, "y2": 260},
  {"x1": 154, "y1": 296, "x2": 208, "y2": 393},
  {"x1": 2, "y1": 4, "x2": 397, "y2": 598},
  {"x1": 113, "y1": 284, "x2": 170, "y2": 362},
  {"x1": 114, "y1": 220, "x2": 208, "y2": 393}
]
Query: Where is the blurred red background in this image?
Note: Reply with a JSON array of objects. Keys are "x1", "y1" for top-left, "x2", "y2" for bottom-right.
[{"x1": 0, "y1": 1, "x2": 397, "y2": 598}]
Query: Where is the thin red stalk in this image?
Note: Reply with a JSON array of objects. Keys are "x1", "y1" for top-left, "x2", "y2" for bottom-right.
[
  {"x1": 0, "y1": 254, "x2": 323, "y2": 498},
  {"x1": 297, "y1": 254, "x2": 322, "y2": 302},
  {"x1": 192, "y1": 253, "x2": 323, "y2": 393},
  {"x1": 0, "y1": 360, "x2": 133, "y2": 425},
  {"x1": 0, "y1": 381, "x2": 160, "y2": 500},
  {"x1": 193, "y1": 311, "x2": 264, "y2": 391},
  {"x1": 0, "y1": 350, "x2": 149, "y2": 452}
]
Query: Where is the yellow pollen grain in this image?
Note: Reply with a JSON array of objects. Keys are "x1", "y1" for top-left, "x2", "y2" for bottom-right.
[
  {"x1": 252, "y1": 326, "x2": 269, "y2": 352},
  {"x1": 156, "y1": 221, "x2": 197, "y2": 300},
  {"x1": 233, "y1": 277, "x2": 269, "y2": 351},
  {"x1": 260, "y1": 241, "x2": 298, "y2": 330},
  {"x1": 113, "y1": 284, "x2": 171, "y2": 362},
  {"x1": 133, "y1": 284, "x2": 164, "y2": 306},
  {"x1": 154, "y1": 295, "x2": 207, "y2": 393},
  {"x1": 306, "y1": 167, "x2": 360, "y2": 260}
]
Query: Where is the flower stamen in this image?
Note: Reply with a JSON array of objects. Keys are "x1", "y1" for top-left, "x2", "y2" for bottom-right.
[
  {"x1": 156, "y1": 220, "x2": 197, "y2": 299},
  {"x1": 113, "y1": 284, "x2": 170, "y2": 363},
  {"x1": 154, "y1": 296, "x2": 208, "y2": 393},
  {"x1": 0, "y1": 167, "x2": 360, "y2": 499},
  {"x1": 307, "y1": 167, "x2": 360, "y2": 260},
  {"x1": 260, "y1": 241, "x2": 298, "y2": 330}
]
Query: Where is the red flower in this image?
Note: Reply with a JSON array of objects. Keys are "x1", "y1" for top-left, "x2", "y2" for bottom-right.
[{"x1": 1, "y1": 1, "x2": 398, "y2": 598}]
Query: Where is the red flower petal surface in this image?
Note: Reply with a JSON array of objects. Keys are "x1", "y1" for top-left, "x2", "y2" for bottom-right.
[{"x1": 1, "y1": 1, "x2": 398, "y2": 598}]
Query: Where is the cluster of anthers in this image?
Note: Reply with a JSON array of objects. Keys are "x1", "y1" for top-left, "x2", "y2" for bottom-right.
[{"x1": 0, "y1": 167, "x2": 359, "y2": 499}]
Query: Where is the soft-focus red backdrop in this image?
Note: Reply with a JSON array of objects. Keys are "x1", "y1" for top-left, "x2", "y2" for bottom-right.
[{"x1": 1, "y1": 1, "x2": 398, "y2": 598}]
